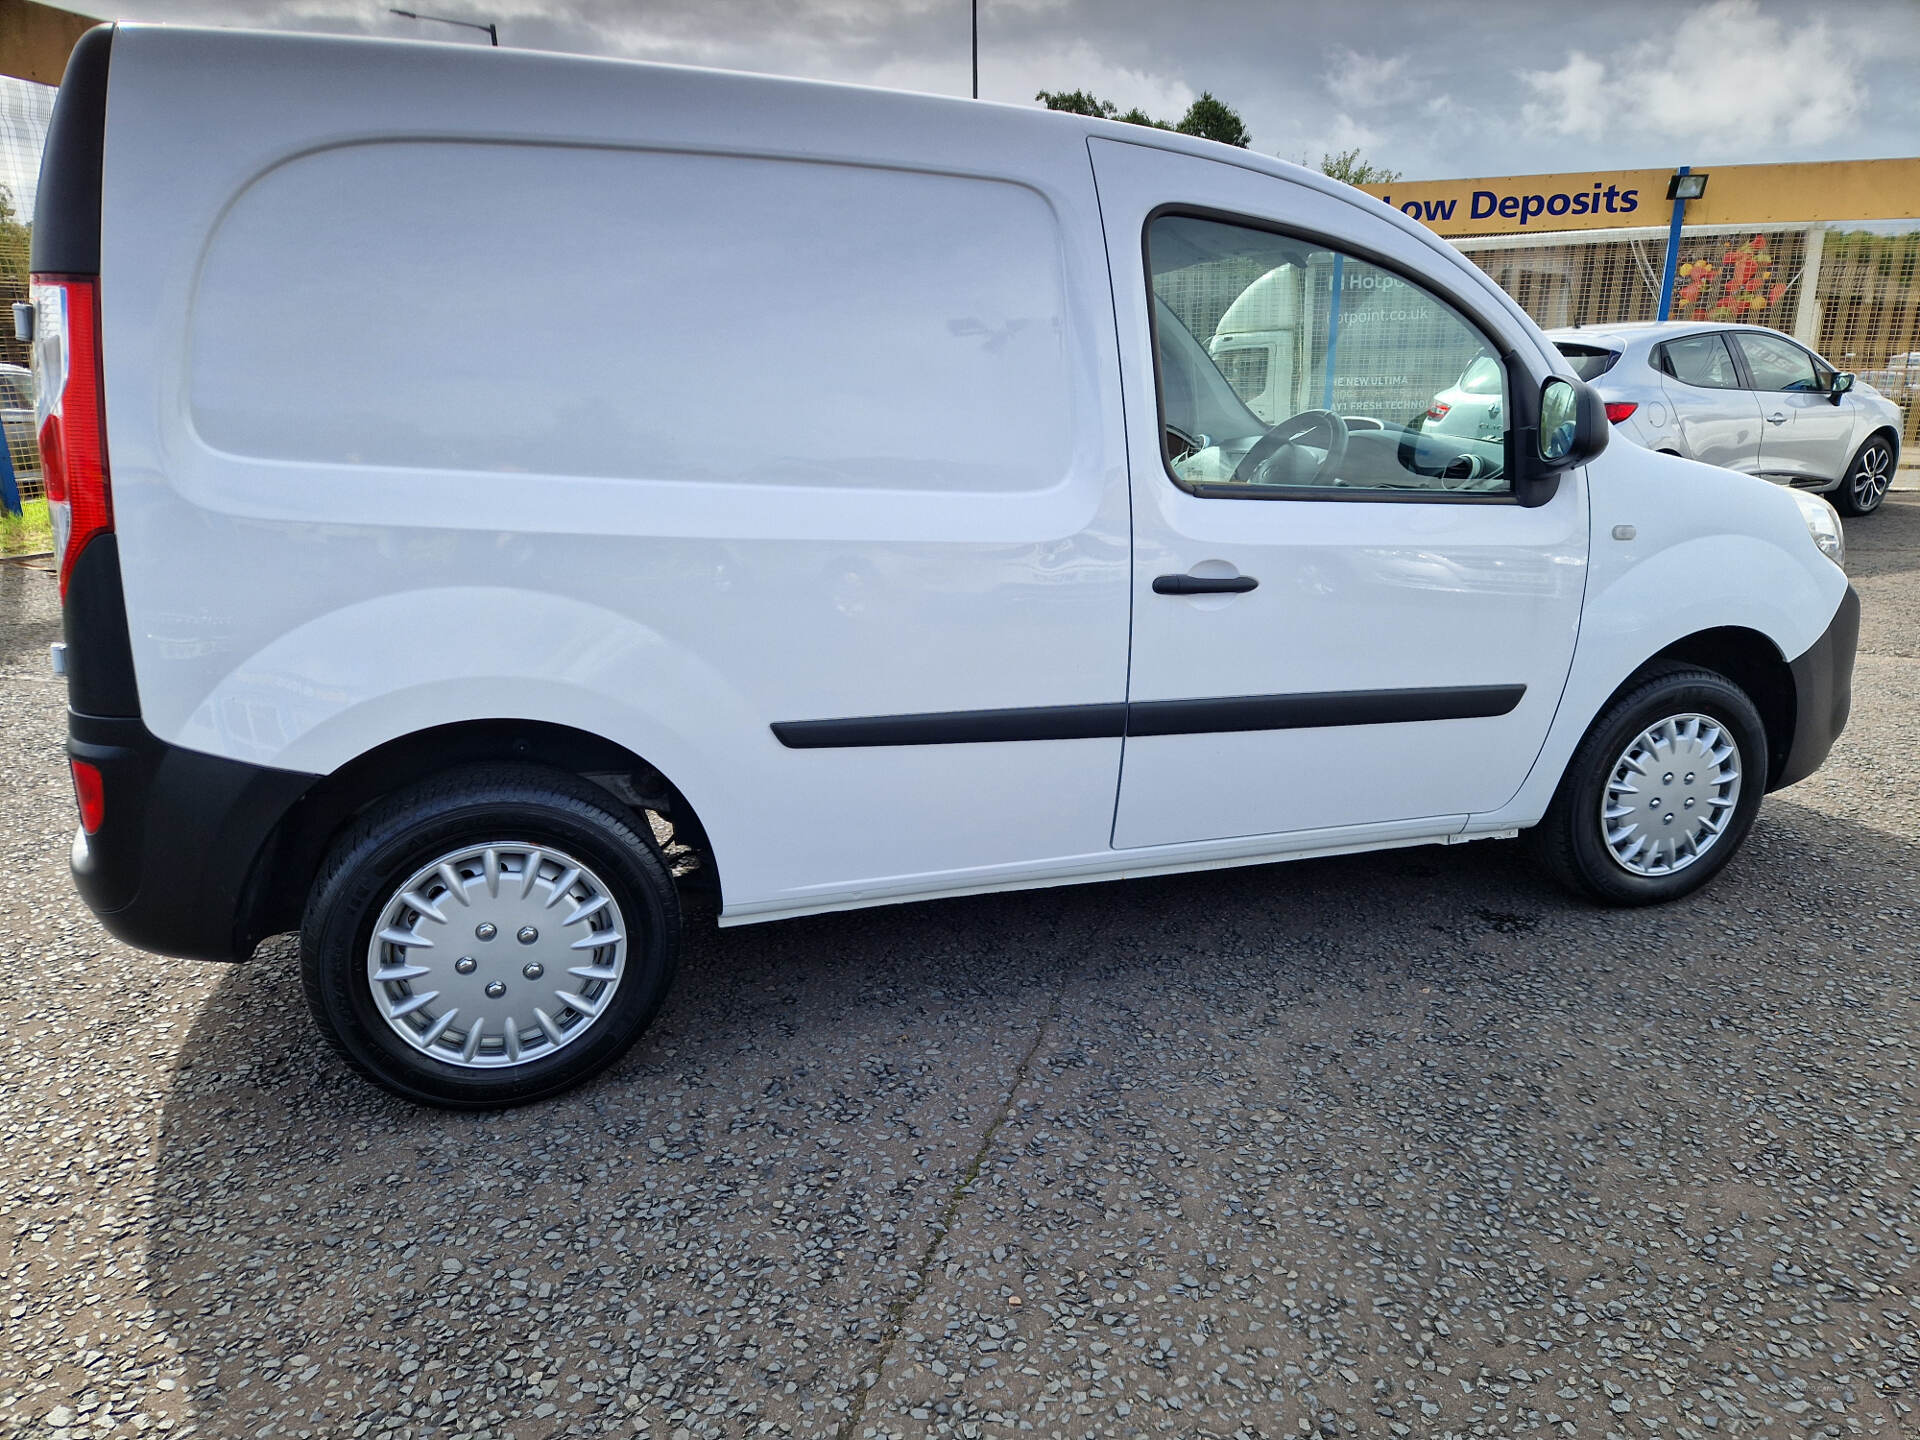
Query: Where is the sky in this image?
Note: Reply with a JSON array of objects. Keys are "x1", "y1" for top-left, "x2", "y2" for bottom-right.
[{"x1": 23, "y1": 0, "x2": 1920, "y2": 189}]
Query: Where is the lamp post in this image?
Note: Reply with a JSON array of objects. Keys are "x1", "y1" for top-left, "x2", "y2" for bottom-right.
[
  {"x1": 389, "y1": 8, "x2": 499, "y2": 45},
  {"x1": 971, "y1": 0, "x2": 978, "y2": 99},
  {"x1": 1656, "y1": 166, "x2": 1709, "y2": 321}
]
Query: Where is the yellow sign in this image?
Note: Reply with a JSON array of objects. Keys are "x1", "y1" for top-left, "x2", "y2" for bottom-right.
[{"x1": 1358, "y1": 158, "x2": 1920, "y2": 237}]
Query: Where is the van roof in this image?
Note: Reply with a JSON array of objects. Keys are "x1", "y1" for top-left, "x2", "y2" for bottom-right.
[{"x1": 111, "y1": 22, "x2": 1518, "y2": 332}]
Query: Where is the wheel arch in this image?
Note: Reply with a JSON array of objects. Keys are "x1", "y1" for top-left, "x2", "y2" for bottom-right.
[
  {"x1": 1609, "y1": 627, "x2": 1797, "y2": 788},
  {"x1": 244, "y1": 719, "x2": 718, "y2": 946},
  {"x1": 1864, "y1": 424, "x2": 1902, "y2": 462}
]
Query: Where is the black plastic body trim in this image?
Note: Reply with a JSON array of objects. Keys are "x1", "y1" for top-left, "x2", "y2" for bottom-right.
[
  {"x1": 773, "y1": 703, "x2": 1128, "y2": 749},
  {"x1": 1127, "y1": 685, "x2": 1525, "y2": 736},
  {"x1": 1152, "y1": 573, "x2": 1258, "y2": 594},
  {"x1": 68, "y1": 711, "x2": 316, "y2": 962},
  {"x1": 30, "y1": 25, "x2": 112, "y2": 275},
  {"x1": 771, "y1": 685, "x2": 1525, "y2": 748},
  {"x1": 1774, "y1": 584, "x2": 1859, "y2": 791},
  {"x1": 61, "y1": 535, "x2": 139, "y2": 716}
]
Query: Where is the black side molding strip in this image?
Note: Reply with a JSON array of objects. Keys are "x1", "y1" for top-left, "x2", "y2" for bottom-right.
[
  {"x1": 1129, "y1": 685, "x2": 1525, "y2": 736},
  {"x1": 772, "y1": 703, "x2": 1126, "y2": 749},
  {"x1": 771, "y1": 685, "x2": 1525, "y2": 749}
]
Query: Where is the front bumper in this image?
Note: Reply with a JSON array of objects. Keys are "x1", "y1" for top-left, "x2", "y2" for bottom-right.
[
  {"x1": 1772, "y1": 584, "x2": 1860, "y2": 791},
  {"x1": 68, "y1": 711, "x2": 315, "y2": 961}
]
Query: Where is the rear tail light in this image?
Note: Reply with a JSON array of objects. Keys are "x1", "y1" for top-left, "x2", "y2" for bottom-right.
[
  {"x1": 1604, "y1": 401, "x2": 1639, "y2": 425},
  {"x1": 1426, "y1": 401, "x2": 1452, "y2": 420},
  {"x1": 69, "y1": 758, "x2": 104, "y2": 835},
  {"x1": 30, "y1": 275, "x2": 111, "y2": 597}
]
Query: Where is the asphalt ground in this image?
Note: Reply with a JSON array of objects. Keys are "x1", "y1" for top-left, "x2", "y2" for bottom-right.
[{"x1": 3, "y1": 498, "x2": 1919, "y2": 1440}]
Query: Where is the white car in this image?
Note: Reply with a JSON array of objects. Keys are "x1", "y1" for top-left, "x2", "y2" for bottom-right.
[
  {"x1": 1860, "y1": 351, "x2": 1919, "y2": 406},
  {"x1": 45, "y1": 24, "x2": 1857, "y2": 1106},
  {"x1": 1422, "y1": 354, "x2": 1506, "y2": 444},
  {"x1": 1545, "y1": 321, "x2": 1904, "y2": 516}
]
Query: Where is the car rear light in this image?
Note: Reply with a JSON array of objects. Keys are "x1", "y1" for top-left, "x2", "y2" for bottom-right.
[
  {"x1": 30, "y1": 275, "x2": 111, "y2": 598},
  {"x1": 1604, "y1": 401, "x2": 1639, "y2": 425},
  {"x1": 69, "y1": 758, "x2": 104, "y2": 834},
  {"x1": 1426, "y1": 401, "x2": 1452, "y2": 420}
]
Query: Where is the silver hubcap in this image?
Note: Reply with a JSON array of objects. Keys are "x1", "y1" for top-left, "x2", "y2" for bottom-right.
[
  {"x1": 1601, "y1": 713, "x2": 1742, "y2": 877},
  {"x1": 366, "y1": 842, "x2": 626, "y2": 1070},
  {"x1": 1853, "y1": 444, "x2": 1891, "y2": 510}
]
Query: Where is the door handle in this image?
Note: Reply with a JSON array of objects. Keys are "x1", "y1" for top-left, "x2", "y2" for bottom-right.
[
  {"x1": 1153, "y1": 573, "x2": 1258, "y2": 595},
  {"x1": 1767, "y1": 412, "x2": 1788, "y2": 425}
]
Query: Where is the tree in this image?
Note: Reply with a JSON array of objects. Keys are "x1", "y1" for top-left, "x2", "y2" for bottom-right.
[
  {"x1": 1174, "y1": 92, "x2": 1250, "y2": 148},
  {"x1": 1318, "y1": 148, "x2": 1400, "y2": 186},
  {"x1": 1035, "y1": 89, "x2": 1169, "y2": 130},
  {"x1": 1034, "y1": 88, "x2": 1117, "y2": 119}
]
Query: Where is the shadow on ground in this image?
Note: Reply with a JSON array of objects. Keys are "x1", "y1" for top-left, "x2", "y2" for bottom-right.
[{"x1": 145, "y1": 796, "x2": 1920, "y2": 1438}]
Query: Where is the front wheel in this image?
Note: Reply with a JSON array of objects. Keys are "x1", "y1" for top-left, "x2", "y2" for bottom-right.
[
  {"x1": 1833, "y1": 435, "x2": 1895, "y2": 517},
  {"x1": 1533, "y1": 667, "x2": 1768, "y2": 905},
  {"x1": 300, "y1": 764, "x2": 681, "y2": 1108}
]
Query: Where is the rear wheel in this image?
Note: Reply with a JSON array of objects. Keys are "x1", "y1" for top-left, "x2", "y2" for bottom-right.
[
  {"x1": 1833, "y1": 435, "x2": 1894, "y2": 516},
  {"x1": 301, "y1": 764, "x2": 680, "y2": 1107},
  {"x1": 1534, "y1": 667, "x2": 1768, "y2": 905}
]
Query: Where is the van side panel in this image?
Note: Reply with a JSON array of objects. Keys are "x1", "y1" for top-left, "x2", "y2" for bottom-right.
[
  {"x1": 1474, "y1": 450, "x2": 1848, "y2": 833},
  {"x1": 99, "y1": 28, "x2": 1132, "y2": 915},
  {"x1": 191, "y1": 145, "x2": 1073, "y2": 488}
]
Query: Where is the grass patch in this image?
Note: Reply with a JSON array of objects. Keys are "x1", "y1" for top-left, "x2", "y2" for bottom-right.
[{"x1": 1, "y1": 496, "x2": 52, "y2": 556}]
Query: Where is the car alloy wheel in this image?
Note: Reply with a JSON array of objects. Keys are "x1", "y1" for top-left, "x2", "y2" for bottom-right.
[{"x1": 1841, "y1": 438, "x2": 1893, "y2": 516}]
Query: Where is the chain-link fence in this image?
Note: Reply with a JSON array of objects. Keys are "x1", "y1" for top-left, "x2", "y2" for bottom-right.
[
  {"x1": 1455, "y1": 222, "x2": 1920, "y2": 464},
  {"x1": 0, "y1": 74, "x2": 51, "y2": 508}
]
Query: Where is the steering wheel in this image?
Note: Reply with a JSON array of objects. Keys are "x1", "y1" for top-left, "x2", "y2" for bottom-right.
[{"x1": 1230, "y1": 409, "x2": 1349, "y2": 486}]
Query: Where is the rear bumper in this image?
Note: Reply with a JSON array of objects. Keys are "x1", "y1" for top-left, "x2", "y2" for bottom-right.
[
  {"x1": 68, "y1": 711, "x2": 315, "y2": 961},
  {"x1": 1773, "y1": 583, "x2": 1860, "y2": 791}
]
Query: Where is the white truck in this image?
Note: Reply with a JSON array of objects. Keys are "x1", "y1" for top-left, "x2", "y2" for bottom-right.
[{"x1": 39, "y1": 25, "x2": 1858, "y2": 1106}]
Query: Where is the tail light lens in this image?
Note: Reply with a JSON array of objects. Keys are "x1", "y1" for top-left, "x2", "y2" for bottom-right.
[
  {"x1": 1426, "y1": 401, "x2": 1452, "y2": 420},
  {"x1": 69, "y1": 758, "x2": 104, "y2": 835},
  {"x1": 30, "y1": 275, "x2": 111, "y2": 597},
  {"x1": 1604, "y1": 401, "x2": 1639, "y2": 425}
]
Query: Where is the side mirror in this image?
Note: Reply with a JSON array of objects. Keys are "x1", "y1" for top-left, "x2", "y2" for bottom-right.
[
  {"x1": 1516, "y1": 374, "x2": 1607, "y2": 507},
  {"x1": 1830, "y1": 371, "x2": 1855, "y2": 404}
]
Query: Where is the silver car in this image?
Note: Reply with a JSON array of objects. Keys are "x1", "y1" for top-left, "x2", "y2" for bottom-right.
[
  {"x1": 0, "y1": 363, "x2": 39, "y2": 496},
  {"x1": 1544, "y1": 322, "x2": 1904, "y2": 516}
]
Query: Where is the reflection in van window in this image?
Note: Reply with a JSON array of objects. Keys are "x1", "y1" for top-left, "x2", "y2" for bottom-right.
[{"x1": 1147, "y1": 215, "x2": 1510, "y2": 497}]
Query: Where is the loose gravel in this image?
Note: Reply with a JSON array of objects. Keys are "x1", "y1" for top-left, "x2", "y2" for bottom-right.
[{"x1": 3, "y1": 499, "x2": 1919, "y2": 1440}]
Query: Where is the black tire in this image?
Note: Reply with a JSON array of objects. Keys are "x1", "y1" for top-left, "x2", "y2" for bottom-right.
[
  {"x1": 1832, "y1": 434, "x2": 1895, "y2": 517},
  {"x1": 300, "y1": 763, "x2": 681, "y2": 1108},
  {"x1": 1533, "y1": 666, "x2": 1768, "y2": 906}
]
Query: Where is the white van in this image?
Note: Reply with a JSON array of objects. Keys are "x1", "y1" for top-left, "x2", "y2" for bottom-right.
[{"x1": 40, "y1": 26, "x2": 1858, "y2": 1106}]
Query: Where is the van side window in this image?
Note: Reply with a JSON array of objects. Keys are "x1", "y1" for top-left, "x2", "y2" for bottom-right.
[
  {"x1": 1660, "y1": 333, "x2": 1744, "y2": 390},
  {"x1": 1146, "y1": 213, "x2": 1510, "y2": 499}
]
